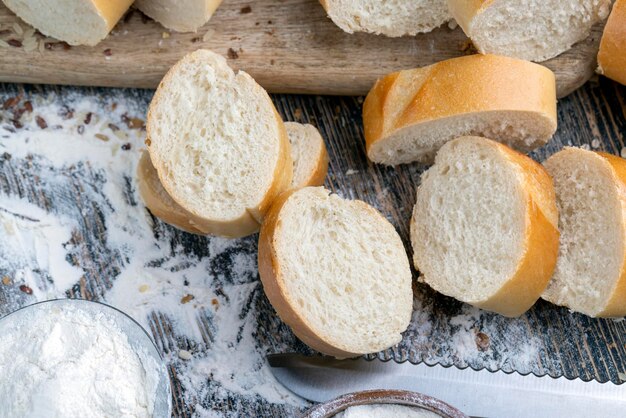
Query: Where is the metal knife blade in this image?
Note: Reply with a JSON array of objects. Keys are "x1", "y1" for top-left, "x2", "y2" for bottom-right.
[{"x1": 267, "y1": 353, "x2": 626, "y2": 418}]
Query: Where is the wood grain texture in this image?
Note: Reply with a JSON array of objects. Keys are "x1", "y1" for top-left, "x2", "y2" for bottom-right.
[
  {"x1": 0, "y1": 0, "x2": 604, "y2": 97},
  {"x1": 0, "y1": 78, "x2": 625, "y2": 417}
]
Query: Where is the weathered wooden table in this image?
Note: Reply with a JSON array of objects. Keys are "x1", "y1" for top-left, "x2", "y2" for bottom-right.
[{"x1": 0, "y1": 78, "x2": 625, "y2": 417}]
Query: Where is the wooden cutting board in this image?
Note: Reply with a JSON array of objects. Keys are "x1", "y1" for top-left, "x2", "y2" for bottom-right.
[{"x1": 0, "y1": 0, "x2": 603, "y2": 97}]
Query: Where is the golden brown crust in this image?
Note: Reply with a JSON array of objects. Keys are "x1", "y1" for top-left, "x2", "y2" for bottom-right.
[
  {"x1": 447, "y1": 0, "x2": 492, "y2": 35},
  {"x1": 474, "y1": 141, "x2": 559, "y2": 317},
  {"x1": 306, "y1": 145, "x2": 329, "y2": 187},
  {"x1": 598, "y1": 0, "x2": 626, "y2": 85},
  {"x1": 363, "y1": 54, "x2": 557, "y2": 164},
  {"x1": 136, "y1": 151, "x2": 206, "y2": 235},
  {"x1": 257, "y1": 189, "x2": 360, "y2": 358},
  {"x1": 593, "y1": 152, "x2": 626, "y2": 317},
  {"x1": 145, "y1": 50, "x2": 292, "y2": 238},
  {"x1": 91, "y1": 0, "x2": 135, "y2": 30}
]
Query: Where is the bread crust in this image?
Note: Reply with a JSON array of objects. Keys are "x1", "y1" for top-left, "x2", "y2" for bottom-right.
[
  {"x1": 589, "y1": 152, "x2": 626, "y2": 317},
  {"x1": 136, "y1": 151, "x2": 206, "y2": 235},
  {"x1": 91, "y1": 0, "x2": 135, "y2": 30},
  {"x1": 258, "y1": 189, "x2": 361, "y2": 358},
  {"x1": 146, "y1": 50, "x2": 292, "y2": 238},
  {"x1": 475, "y1": 141, "x2": 559, "y2": 317},
  {"x1": 363, "y1": 54, "x2": 557, "y2": 165},
  {"x1": 305, "y1": 146, "x2": 330, "y2": 187},
  {"x1": 447, "y1": 0, "x2": 493, "y2": 37},
  {"x1": 598, "y1": 0, "x2": 626, "y2": 85}
]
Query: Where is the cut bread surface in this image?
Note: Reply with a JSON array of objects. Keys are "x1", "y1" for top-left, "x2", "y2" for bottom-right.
[
  {"x1": 146, "y1": 49, "x2": 292, "y2": 237},
  {"x1": 411, "y1": 136, "x2": 559, "y2": 317},
  {"x1": 449, "y1": 0, "x2": 611, "y2": 62},
  {"x1": 598, "y1": 0, "x2": 626, "y2": 85},
  {"x1": 543, "y1": 148, "x2": 626, "y2": 317},
  {"x1": 285, "y1": 122, "x2": 329, "y2": 189},
  {"x1": 138, "y1": 123, "x2": 328, "y2": 234},
  {"x1": 319, "y1": 0, "x2": 450, "y2": 37},
  {"x1": 135, "y1": 0, "x2": 222, "y2": 32},
  {"x1": 258, "y1": 187, "x2": 413, "y2": 357},
  {"x1": 363, "y1": 54, "x2": 557, "y2": 166},
  {"x1": 2, "y1": 0, "x2": 134, "y2": 46}
]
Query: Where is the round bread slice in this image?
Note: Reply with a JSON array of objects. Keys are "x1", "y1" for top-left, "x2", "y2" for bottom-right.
[
  {"x1": 543, "y1": 148, "x2": 626, "y2": 317},
  {"x1": 448, "y1": 0, "x2": 611, "y2": 62},
  {"x1": 134, "y1": 0, "x2": 223, "y2": 32},
  {"x1": 146, "y1": 49, "x2": 293, "y2": 238},
  {"x1": 2, "y1": 0, "x2": 134, "y2": 46},
  {"x1": 285, "y1": 122, "x2": 329, "y2": 189},
  {"x1": 410, "y1": 136, "x2": 559, "y2": 317},
  {"x1": 258, "y1": 187, "x2": 413, "y2": 357},
  {"x1": 319, "y1": 0, "x2": 450, "y2": 37},
  {"x1": 363, "y1": 54, "x2": 557, "y2": 166},
  {"x1": 598, "y1": 0, "x2": 626, "y2": 86}
]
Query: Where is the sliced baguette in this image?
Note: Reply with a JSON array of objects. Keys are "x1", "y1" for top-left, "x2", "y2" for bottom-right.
[
  {"x1": 319, "y1": 0, "x2": 450, "y2": 37},
  {"x1": 410, "y1": 136, "x2": 559, "y2": 317},
  {"x1": 285, "y1": 122, "x2": 329, "y2": 189},
  {"x1": 258, "y1": 187, "x2": 413, "y2": 357},
  {"x1": 543, "y1": 148, "x2": 626, "y2": 317},
  {"x1": 138, "y1": 123, "x2": 328, "y2": 234},
  {"x1": 146, "y1": 49, "x2": 292, "y2": 238},
  {"x1": 2, "y1": 0, "x2": 134, "y2": 46},
  {"x1": 448, "y1": 0, "x2": 611, "y2": 62},
  {"x1": 598, "y1": 0, "x2": 626, "y2": 85},
  {"x1": 363, "y1": 54, "x2": 557, "y2": 166},
  {"x1": 134, "y1": 0, "x2": 222, "y2": 32}
]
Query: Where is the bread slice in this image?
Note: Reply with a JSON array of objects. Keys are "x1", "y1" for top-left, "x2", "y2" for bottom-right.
[
  {"x1": 138, "y1": 123, "x2": 328, "y2": 234},
  {"x1": 2, "y1": 0, "x2": 134, "y2": 46},
  {"x1": 410, "y1": 136, "x2": 559, "y2": 317},
  {"x1": 543, "y1": 148, "x2": 626, "y2": 317},
  {"x1": 363, "y1": 54, "x2": 557, "y2": 166},
  {"x1": 448, "y1": 0, "x2": 612, "y2": 62},
  {"x1": 146, "y1": 49, "x2": 292, "y2": 238},
  {"x1": 319, "y1": 0, "x2": 450, "y2": 37},
  {"x1": 598, "y1": 0, "x2": 626, "y2": 85},
  {"x1": 258, "y1": 187, "x2": 413, "y2": 357},
  {"x1": 285, "y1": 122, "x2": 329, "y2": 189},
  {"x1": 134, "y1": 0, "x2": 223, "y2": 32}
]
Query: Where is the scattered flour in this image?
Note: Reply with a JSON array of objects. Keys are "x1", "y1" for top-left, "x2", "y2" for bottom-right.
[
  {"x1": 0, "y1": 302, "x2": 160, "y2": 418},
  {"x1": 0, "y1": 196, "x2": 83, "y2": 300},
  {"x1": 0, "y1": 90, "x2": 304, "y2": 415}
]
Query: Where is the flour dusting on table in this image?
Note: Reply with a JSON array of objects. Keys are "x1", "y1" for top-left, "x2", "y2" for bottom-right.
[{"x1": 0, "y1": 87, "x2": 573, "y2": 416}]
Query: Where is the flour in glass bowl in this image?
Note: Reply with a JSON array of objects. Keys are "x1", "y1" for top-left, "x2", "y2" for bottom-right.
[
  {"x1": 335, "y1": 404, "x2": 443, "y2": 418},
  {"x1": 0, "y1": 302, "x2": 160, "y2": 418}
]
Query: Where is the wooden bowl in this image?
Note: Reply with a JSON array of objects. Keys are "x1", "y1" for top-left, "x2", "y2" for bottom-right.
[{"x1": 301, "y1": 389, "x2": 469, "y2": 418}]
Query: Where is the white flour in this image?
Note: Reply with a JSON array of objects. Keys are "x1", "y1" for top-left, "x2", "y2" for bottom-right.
[
  {"x1": 0, "y1": 302, "x2": 159, "y2": 418},
  {"x1": 335, "y1": 404, "x2": 442, "y2": 418}
]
